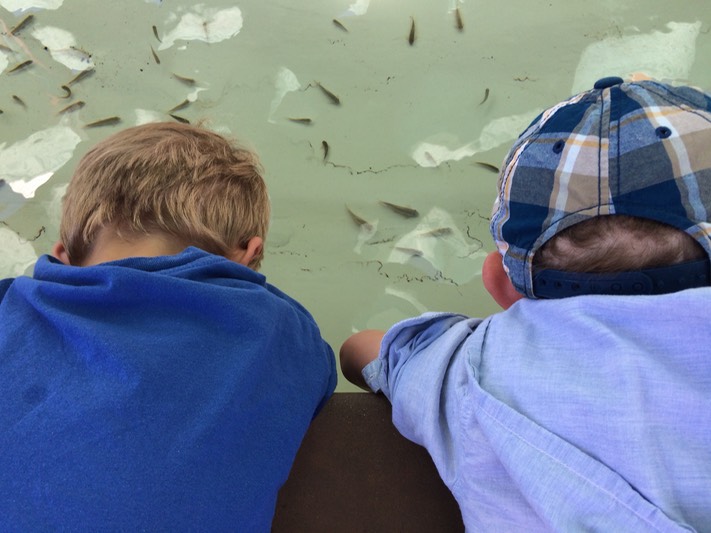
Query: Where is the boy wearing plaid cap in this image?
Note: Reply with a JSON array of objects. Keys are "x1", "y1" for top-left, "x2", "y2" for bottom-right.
[{"x1": 341, "y1": 77, "x2": 711, "y2": 531}]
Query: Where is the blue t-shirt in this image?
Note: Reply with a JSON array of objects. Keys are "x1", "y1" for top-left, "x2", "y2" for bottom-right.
[
  {"x1": 365, "y1": 290, "x2": 711, "y2": 532},
  {"x1": 0, "y1": 247, "x2": 336, "y2": 532}
]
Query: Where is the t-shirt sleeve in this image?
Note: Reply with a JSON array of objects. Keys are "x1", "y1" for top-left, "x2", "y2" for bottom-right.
[{"x1": 362, "y1": 311, "x2": 482, "y2": 484}]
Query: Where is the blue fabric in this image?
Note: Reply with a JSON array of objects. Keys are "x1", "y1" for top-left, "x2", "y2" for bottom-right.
[
  {"x1": 0, "y1": 247, "x2": 336, "y2": 532},
  {"x1": 364, "y1": 290, "x2": 711, "y2": 532}
]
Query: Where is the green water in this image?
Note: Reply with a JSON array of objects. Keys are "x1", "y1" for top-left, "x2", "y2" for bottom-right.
[{"x1": 1, "y1": 0, "x2": 709, "y2": 391}]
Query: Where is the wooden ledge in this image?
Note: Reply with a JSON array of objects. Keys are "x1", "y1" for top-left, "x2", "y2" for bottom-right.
[{"x1": 273, "y1": 393, "x2": 464, "y2": 532}]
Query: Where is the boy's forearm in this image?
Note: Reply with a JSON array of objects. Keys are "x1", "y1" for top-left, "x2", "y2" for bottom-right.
[{"x1": 339, "y1": 330, "x2": 385, "y2": 391}]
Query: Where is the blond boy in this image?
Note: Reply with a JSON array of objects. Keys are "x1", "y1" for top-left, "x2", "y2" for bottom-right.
[{"x1": 0, "y1": 122, "x2": 336, "y2": 531}]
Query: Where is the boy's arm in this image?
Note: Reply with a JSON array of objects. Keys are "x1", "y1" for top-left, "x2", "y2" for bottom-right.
[{"x1": 339, "y1": 329, "x2": 385, "y2": 391}]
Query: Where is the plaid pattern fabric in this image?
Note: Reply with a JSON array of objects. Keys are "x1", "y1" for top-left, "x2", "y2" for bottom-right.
[{"x1": 490, "y1": 79, "x2": 711, "y2": 298}]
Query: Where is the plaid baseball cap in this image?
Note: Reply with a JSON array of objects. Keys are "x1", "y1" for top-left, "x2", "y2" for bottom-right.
[{"x1": 490, "y1": 76, "x2": 711, "y2": 298}]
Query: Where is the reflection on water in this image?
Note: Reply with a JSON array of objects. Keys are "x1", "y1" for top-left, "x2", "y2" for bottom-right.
[{"x1": 1, "y1": 0, "x2": 709, "y2": 390}]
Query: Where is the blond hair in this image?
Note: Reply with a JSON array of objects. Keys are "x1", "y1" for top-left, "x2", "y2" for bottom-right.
[
  {"x1": 533, "y1": 215, "x2": 705, "y2": 273},
  {"x1": 60, "y1": 122, "x2": 270, "y2": 269}
]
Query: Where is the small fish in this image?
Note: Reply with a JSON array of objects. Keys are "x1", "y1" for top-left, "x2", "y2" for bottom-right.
[
  {"x1": 288, "y1": 117, "x2": 312, "y2": 125},
  {"x1": 0, "y1": 43, "x2": 14, "y2": 53},
  {"x1": 421, "y1": 227, "x2": 453, "y2": 238},
  {"x1": 316, "y1": 82, "x2": 341, "y2": 105},
  {"x1": 58, "y1": 85, "x2": 72, "y2": 99},
  {"x1": 169, "y1": 113, "x2": 190, "y2": 124},
  {"x1": 172, "y1": 73, "x2": 196, "y2": 86},
  {"x1": 322, "y1": 140, "x2": 329, "y2": 161},
  {"x1": 58, "y1": 101, "x2": 85, "y2": 114},
  {"x1": 10, "y1": 14, "x2": 34, "y2": 35},
  {"x1": 66, "y1": 68, "x2": 95, "y2": 87},
  {"x1": 346, "y1": 206, "x2": 374, "y2": 233},
  {"x1": 169, "y1": 99, "x2": 190, "y2": 113},
  {"x1": 150, "y1": 46, "x2": 160, "y2": 65},
  {"x1": 454, "y1": 7, "x2": 464, "y2": 31},
  {"x1": 69, "y1": 45, "x2": 92, "y2": 61},
  {"x1": 379, "y1": 200, "x2": 419, "y2": 218},
  {"x1": 11, "y1": 95, "x2": 26, "y2": 107},
  {"x1": 474, "y1": 161, "x2": 500, "y2": 173},
  {"x1": 424, "y1": 151, "x2": 437, "y2": 166},
  {"x1": 84, "y1": 116, "x2": 121, "y2": 128},
  {"x1": 395, "y1": 246, "x2": 424, "y2": 257},
  {"x1": 479, "y1": 87, "x2": 490, "y2": 105},
  {"x1": 8, "y1": 60, "x2": 33, "y2": 73},
  {"x1": 152, "y1": 25, "x2": 161, "y2": 42},
  {"x1": 408, "y1": 17, "x2": 416, "y2": 45},
  {"x1": 332, "y1": 19, "x2": 348, "y2": 32}
]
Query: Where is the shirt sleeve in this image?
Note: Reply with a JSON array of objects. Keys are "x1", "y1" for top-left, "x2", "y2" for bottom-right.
[{"x1": 362, "y1": 311, "x2": 483, "y2": 486}]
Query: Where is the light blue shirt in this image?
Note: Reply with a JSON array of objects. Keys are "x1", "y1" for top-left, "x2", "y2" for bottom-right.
[{"x1": 364, "y1": 289, "x2": 711, "y2": 532}]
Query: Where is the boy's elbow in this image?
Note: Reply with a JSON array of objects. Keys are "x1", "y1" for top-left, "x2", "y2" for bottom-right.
[{"x1": 339, "y1": 330, "x2": 385, "y2": 390}]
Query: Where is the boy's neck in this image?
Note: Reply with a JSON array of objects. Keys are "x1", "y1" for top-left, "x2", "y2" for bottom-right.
[{"x1": 80, "y1": 227, "x2": 186, "y2": 266}]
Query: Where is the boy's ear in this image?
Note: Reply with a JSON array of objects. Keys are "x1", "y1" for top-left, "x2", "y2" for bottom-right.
[
  {"x1": 482, "y1": 251, "x2": 525, "y2": 310},
  {"x1": 227, "y1": 236, "x2": 263, "y2": 267},
  {"x1": 51, "y1": 241, "x2": 71, "y2": 265}
]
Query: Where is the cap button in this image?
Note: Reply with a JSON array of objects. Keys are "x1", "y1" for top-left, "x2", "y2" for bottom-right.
[{"x1": 594, "y1": 76, "x2": 624, "y2": 89}]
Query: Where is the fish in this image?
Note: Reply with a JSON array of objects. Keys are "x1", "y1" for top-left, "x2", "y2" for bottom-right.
[
  {"x1": 58, "y1": 100, "x2": 85, "y2": 114},
  {"x1": 332, "y1": 19, "x2": 348, "y2": 32},
  {"x1": 346, "y1": 206, "x2": 374, "y2": 233},
  {"x1": 169, "y1": 113, "x2": 190, "y2": 124},
  {"x1": 288, "y1": 117, "x2": 312, "y2": 125},
  {"x1": 421, "y1": 227, "x2": 453, "y2": 238},
  {"x1": 379, "y1": 200, "x2": 419, "y2": 218},
  {"x1": 58, "y1": 85, "x2": 72, "y2": 99},
  {"x1": 0, "y1": 43, "x2": 14, "y2": 53},
  {"x1": 169, "y1": 99, "x2": 190, "y2": 113},
  {"x1": 474, "y1": 161, "x2": 499, "y2": 173},
  {"x1": 10, "y1": 14, "x2": 34, "y2": 35},
  {"x1": 395, "y1": 246, "x2": 424, "y2": 257},
  {"x1": 454, "y1": 8, "x2": 464, "y2": 31},
  {"x1": 479, "y1": 87, "x2": 490, "y2": 105},
  {"x1": 172, "y1": 73, "x2": 196, "y2": 86},
  {"x1": 150, "y1": 46, "x2": 160, "y2": 65},
  {"x1": 322, "y1": 140, "x2": 329, "y2": 161},
  {"x1": 424, "y1": 151, "x2": 437, "y2": 166},
  {"x1": 84, "y1": 116, "x2": 121, "y2": 128},
  {"x1": 8, "y1": 60, "x2": 33, "y2": 73},
  {"x1": 408, "y1": 17, "x2": 416, "y2": 45},
  {"x1": 66, "y1": 68, "x2": 95, "y2": 87},
  {"x1": 12, "y1": 95, "x2": 26, "y2": 107},
  {"x1": 316, "y1": 82, "x2": 341, "y2": 105},
  {"x1": 152, "y1": 25, "x2": 161, "y2": 42}
]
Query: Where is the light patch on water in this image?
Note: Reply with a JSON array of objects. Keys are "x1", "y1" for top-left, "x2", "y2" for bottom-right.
[
  {"x1": 8, "y1": 172, "x2": 53, "y2": 199},
  {"x1": 572, "y1": 21, "x2": 702, "y2": 93},
  {"x1": 0, "y1": 123, "x2": 81, "y2": 199},
  {"x1": 32, "y1": 25, "x2": 94, "y2": 71},
  {"x1": 0, "y1": 0, "x2": 62, "y2": 12},
  {"x1": 384, "y1": 287, "x2": 428, "y2": 315},
  {"x1": 385, "y1": 207, "x2": 486, "y2": 285},
  {"x1": 343, "y1": 0, "x2": 370, "y2": 16},
  {"x1": 0, "y1": 50, "x2": 9, "y2": 73},
  {"x1": 158, "y1": 5, "x2": 243, "y2": 50},
  {"x1": 411, "y1": 109, "x2": 541, "y2": 166},
  {"x1": 0, "y1": 227, "x2": 38, "y2": 278},
  {"x1": 135, "y1": 109, "x2": 166, "y2": 125},
  {"x1": 268, "y1": 67, "x2": 302, "y2": 122}
]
